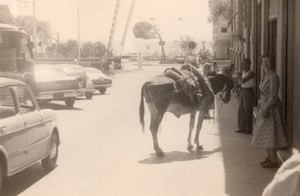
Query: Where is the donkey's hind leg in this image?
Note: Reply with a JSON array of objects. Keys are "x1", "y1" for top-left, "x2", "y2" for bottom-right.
[
  {"x1": 187, "y1": 110, "x2": 196, "y2": 151},
  {"x1": 148, "y1": 104, "x2": 165, "y2": 157}
]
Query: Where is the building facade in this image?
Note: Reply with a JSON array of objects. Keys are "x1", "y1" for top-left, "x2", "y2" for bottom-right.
[
  {"x1": 230, "y1": 0, "x2": 300, "y2": 156},
  {"x1": 209, "y1": 0, "x2": 232, "y2": 60}
]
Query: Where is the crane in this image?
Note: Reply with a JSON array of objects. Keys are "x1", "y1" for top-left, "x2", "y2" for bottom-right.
[
  {"x1": 106, "y1": 0, "x2": 122, "y2": 59},
  {"x1": 105, "y1": 0, "x2": 136, "y2": 70},
  {"x1": 119, "y1": 0, "x2": 136, "y2": 56}
]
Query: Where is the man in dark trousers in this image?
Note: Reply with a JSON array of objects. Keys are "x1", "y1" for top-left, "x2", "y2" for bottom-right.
[{"x1": 236, "y1": 58, "x2": 255, "y2": 134}]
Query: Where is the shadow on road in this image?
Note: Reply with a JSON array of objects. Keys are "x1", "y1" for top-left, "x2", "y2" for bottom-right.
[
  {"x1": 138, "y1": 147, "x2": 222, "y2": 164},
  {"x1": 2, "y1": 163, "x2": 57, "y2": 196},
  {"x1": 39, "y1": 102, "x2": 83, "y2": 111}
]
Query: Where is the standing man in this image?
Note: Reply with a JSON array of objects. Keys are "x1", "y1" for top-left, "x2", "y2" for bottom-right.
[
  {"x1": 137, "y1": 53, "x2": 143, "y2": 70},
  {"x1": 236, "y1": 58, "x2": 255, "y2": 134}
]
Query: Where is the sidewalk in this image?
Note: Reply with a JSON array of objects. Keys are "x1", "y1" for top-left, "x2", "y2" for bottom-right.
[{"x1": 88, "y1": 95, "x2": 277, "y2": 196}]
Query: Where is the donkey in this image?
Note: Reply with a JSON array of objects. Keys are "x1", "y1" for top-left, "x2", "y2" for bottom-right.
[{"x1": 139, "y1": 64, "x2": 234, "y2": 157}]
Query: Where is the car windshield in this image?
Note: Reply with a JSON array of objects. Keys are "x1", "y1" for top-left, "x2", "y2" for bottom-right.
[{"x1": 0, "y1": 31, "x2": 18, "y2": 50}]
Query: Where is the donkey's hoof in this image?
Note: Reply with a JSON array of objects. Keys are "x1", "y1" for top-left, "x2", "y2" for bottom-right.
[
  {"x1": 187, "y1": 144, "x2": 193, "y2": 151},
  {"x1": 196, "y1": 145, "x2": 203, "y2": 151},
  {"x1": 156, "y1": 151, "x2": 165, "y2": 158}
]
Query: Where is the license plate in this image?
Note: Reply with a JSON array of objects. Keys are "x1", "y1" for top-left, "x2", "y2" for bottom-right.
[{"x1": 53, "y1": 93, "x2": 64, "y2": 99}]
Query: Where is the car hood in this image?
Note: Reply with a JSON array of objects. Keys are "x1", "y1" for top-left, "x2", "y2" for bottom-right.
[{"x1": 87, "y1": 73, "x2": 110, "y2": 80}]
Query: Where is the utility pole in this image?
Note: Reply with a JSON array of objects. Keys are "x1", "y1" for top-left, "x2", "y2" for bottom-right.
[
  {"x1": 77, "y1": 2, "x2": 81, "y2": 63},
  {"x1": 32, "y1": 0, "x2": 38, "y2": 57}
]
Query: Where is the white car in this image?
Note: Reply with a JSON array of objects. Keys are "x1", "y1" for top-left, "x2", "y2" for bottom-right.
[
  {"x1": 0, "y1": 77, "x2": 60, "y2": 192},
  {"x1": 84, "y1": 67, "x2": 112, "y2": 99}
]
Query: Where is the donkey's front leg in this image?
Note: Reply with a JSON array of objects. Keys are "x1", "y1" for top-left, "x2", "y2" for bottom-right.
[
  {"x1": 187, "y1": 111, "x2": 196, "y2": 151},
  {"x1": 194, "y1": 110, "x2": 206, "y2": 151}
]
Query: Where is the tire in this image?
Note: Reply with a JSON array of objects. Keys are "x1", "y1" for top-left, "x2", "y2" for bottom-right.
[
  {"x1": 65, "y1": 98, "x2": 75, "y2": 108},
  {"x1": 85, "y1": 92, "x2": 93, "y2": 99},
  {"x1": 98, "y1": 88, "x2": 107, "y2": 94},
  {"x1": 42, "y1": 132, "x2": 59, "y2": 171}
]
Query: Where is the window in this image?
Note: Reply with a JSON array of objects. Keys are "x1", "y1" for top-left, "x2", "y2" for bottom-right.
[
  {"x1": 19, "y1": 37, "x2": 31, "y2": 59},
  {"x1": 221, "y1": 28, "x2": 228, "y2": 33},
  {"x1": 0, "y1": 87, "x2": 17, "y2": 119},
  {"x1": 15, "y1": 86, "x2": 35, "y2": 113}
]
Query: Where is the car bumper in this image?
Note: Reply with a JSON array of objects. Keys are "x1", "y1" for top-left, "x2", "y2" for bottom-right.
[
  {"x1": 86, "y1": 82, "x2": 112, "y2": 91},
  {"x1": 37, "y1": 90, "x2": 80, "y2": 100}
]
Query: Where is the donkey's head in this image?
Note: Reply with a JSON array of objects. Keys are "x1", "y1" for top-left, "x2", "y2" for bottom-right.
[
  {"x1": 209, "y1": 66, "x2": 234, "y2": 104},
  {"x1": 219, "y1": 66, "x2": 234, "y2": 103}
]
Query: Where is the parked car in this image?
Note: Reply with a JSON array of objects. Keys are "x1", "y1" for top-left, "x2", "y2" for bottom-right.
[
  {"x1": 84, "y1": 67, "x2": 112, "y2": 99},
  {"x1": 0, "y1": 77, "x2": 60, "y2": 192},
  {"x1": 55, "y1": 64, "x2": 87, "y2": 88},
  {"x1": 35, "y1": 65, "x2": 84, "y2": 108}
]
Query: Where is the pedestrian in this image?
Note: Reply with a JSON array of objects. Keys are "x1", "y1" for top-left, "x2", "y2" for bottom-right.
[
  {"x1": 202, "y1": 63, "x2": 215, "y2": 119},
  {"x1": 212, "y1": 61, "x2": 219, "y2": 73},
  {"x1": 236, "y1": 58, "x2": 255, "y2": 134},
  {"x1": 137, "y1": 53, "x2": 143, "y2": 70},
  {"x1": 262, "y1": 153, "x2": 300, "y2": 196},
  {"x1": 74, "y1": 56, "x2": 78, "y2": 64},
  {"x1": 202, "y1": 63, "x2": 212, "y2": 78},
  {"x1": 251, "y1": 53, "x2": 288, "y2": 168}
]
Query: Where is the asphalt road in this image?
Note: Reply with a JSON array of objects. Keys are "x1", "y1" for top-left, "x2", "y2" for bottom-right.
[
  {"x1": 2, "y1": 65, "x2": 176, "y2": 196},
  {"x1": 2, "y1": 64, "x2": 274, "y2": 196}
]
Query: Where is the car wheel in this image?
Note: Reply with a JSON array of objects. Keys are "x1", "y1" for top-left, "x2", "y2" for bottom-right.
[
  {"x1": 65, "y1": 98, "x2": 75, "y2": 108},
  {"x1": 85, "y1": 92, "x2": 93, "y2": 99},
  {"x1": 99, "y1": 88, "x2": 107, "y2": 94},
  {"x1": 42, "y1": 132, "x2": 59, "y2": 171}
]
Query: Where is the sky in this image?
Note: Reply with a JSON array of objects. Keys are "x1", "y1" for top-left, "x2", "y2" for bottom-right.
[{"x1": 2, "y1": 0, "x2": 213, "y2": 53}]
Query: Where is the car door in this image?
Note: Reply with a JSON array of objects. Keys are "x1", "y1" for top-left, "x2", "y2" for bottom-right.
[
  {"x1": 0, "y1": 86, "x2": 26, "y2": 172},
  {"x1": 15, "y1": 85, "x2": 49, "y2": 163}
]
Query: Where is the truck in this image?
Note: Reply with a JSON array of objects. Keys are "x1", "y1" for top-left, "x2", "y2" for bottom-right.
[{"x1": 0, "y1": 23, "x2": 37, "y2": 95}]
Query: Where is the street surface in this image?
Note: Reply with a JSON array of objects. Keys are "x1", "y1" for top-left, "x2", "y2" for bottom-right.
[{"x1": 2, "y1": 64, "x2": 275, "y2": 196}]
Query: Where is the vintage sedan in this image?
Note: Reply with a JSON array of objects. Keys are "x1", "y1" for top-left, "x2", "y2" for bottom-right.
[
  {"x1": 55, "y1": 64, "x2": 87, "y2": 88},
  {"x1": 0, "y1": 77, "x2": 60, "y2": 192},
  {"x1": 84, "y1": 67, "x2": 112, "y2": 99},
  {"x1": 35, "y1": 65, "x2": 84, "y2": 108}
]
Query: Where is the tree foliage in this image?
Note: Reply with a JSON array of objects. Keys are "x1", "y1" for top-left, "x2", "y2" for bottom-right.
[
  {"x1": 207, "y1": 1, "x2": 231, "y2": 23},
  {"x1": 179, "y1": 35, "x2": 192, "y2": 50},
  {"x1": 133, "y1": 21, "x2": 166, "y2": 61},
  {"x1": 46, "y1": 39, "x2": 78, "y2": 58},
  {"x1": 133, "y1": 21, "x2": 158, "y2": 39},
  {"x1": 198, "y1": 41, "x2": 211, "y2": 60},
  {"x1": 46, "y1": 40, "x2": 107, "y2": 58},
  {"x1": 0, "y1": 5, "x2": 13, "y2": 24},
  {"x1": 81, "y1": 42, "x2": 106, "y2": 58}
]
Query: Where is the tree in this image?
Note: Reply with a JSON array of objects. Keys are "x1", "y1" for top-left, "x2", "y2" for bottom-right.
[
  {"x1": 179, "y1": 35, "x2": 192, "y2": 53},
  {"x1": 133, "y1": 21, "x2": 166, "y2": 62},
  {"x1": 198, "y1": 41, "x2": 211, "y2": 62},
  {"x1": 207, "y1": 1, "x2": 231, "y2": 23},
  {"x1": 81, "y1": 42, "x2": 106, "y2": 58},
  {"x1": 46, "y1": 39, "x2": 77, "y2": 58},
  {"x1": 0, "y1": 5, "x2": 13, "y2": 24}
]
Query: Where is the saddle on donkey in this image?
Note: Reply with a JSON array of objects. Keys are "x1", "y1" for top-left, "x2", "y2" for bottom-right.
[{"x1": 144, "y1": 64, "x2": 214, "y2": 106}]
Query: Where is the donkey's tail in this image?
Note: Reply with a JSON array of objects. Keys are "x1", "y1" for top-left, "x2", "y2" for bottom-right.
[{"x1": 139, "y1": 83, "x2": 146, "y2": 132}]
